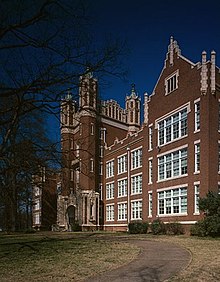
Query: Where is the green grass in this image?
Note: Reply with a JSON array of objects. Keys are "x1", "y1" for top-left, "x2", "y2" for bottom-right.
[{"x1": 0, "y1": 232, "x2": 139, "y2": 281}]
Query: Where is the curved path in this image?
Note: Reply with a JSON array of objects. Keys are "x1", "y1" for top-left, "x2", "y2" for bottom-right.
[{"x1": 87, "y1": 239, "x2": 191, "y2": 282}]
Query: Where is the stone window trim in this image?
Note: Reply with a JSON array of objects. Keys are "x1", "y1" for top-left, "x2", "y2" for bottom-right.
[
  {"x1": 194, "y1": 99, "x2": 201, "y2": 133},
  {"x1": 164, "y1": 69, "x2": 179, "y2": 95},
  {"x1": 194, "y1": 181, "x2": 200, "y2": 215}
]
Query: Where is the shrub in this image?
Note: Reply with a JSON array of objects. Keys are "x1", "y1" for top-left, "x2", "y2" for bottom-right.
[
  {"x1": 190, "y1": 191, "x2": 220, "y2": 237},
  {"x1": 165, "y1": 222, "x2": 184, "y2": 235},
  {"x1": 191, "y1": 216, "x2": 220, "y2": 237},
  {"x1": 128, "y1": 221, "x2": 149, "y2": 234},
  {"x1": 151, "y1": 219, "x2": 166, "y2": 235}
]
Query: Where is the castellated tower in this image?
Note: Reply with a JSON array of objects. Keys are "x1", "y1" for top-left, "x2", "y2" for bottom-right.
[
  {"x1": 126, "y1": 83, "x2": 141, "y2": 132},
  {"x1": 57, "y1": 71, "x2": 100, "y2": 231}
]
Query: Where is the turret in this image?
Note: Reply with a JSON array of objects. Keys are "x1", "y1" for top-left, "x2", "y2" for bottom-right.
[{"x1": 125, "y1": 84, "x2": 141, "y2": 132}]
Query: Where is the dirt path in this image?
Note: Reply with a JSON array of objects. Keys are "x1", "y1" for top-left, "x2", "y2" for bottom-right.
[{"x1": 87, "y1": 239, "x2": 191, "y2": 282}]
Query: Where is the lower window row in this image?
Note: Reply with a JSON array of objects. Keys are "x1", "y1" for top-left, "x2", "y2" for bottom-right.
[{"x1": 106, "y1": 186, "x2": 200, "y2": 221}]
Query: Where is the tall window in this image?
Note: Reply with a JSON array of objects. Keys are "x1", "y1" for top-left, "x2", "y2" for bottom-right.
[
  {"x1": 158, "y1": 187, "x2": 187, "y2": 215},
  {"x1": 148, "y1": 192, "x2": 152, "y2": 217},
  {"x1": 195, "y1": 101, "x2": 200, "y2": 131},
  {"x1": 131, "y1": 148, "x2": 142, "y2": 169},
  {"x1": 91, "y1": 123, "x2": 94, "y2": 135},
  {"x1": 118, "y1": 155, "x2": 127, "y2": 174},
  {"x1": 106, "y1": 183, "x2": 114, "y2": 200},
  {"x1": 194, "y1": 184, "x2": 200, "y2": 214},
  {"x1": 158, "y1": 108, "x2": 187, "y2": 146},
  {"x1": 118, "y1": 179, "x2": 127, "y2": 197},
  {"x1": 106, "y1": 205, "x2": 114, "y2": 221},
  {"x1": 35, "y1": 213, "x2": 40, "y2": 225},
  {"x1": 131, "y1": 200, "x2": 142, "y2": 220},
  {"x1": 90, "y1": 158, "x2": 94, "y2": 172},
  {"x1": 106, "y1": 160, "x2": 114, "y2": 178},
  {"x1": 195, "y1": 143, "x2": 200, "y2": 173},
  {"x1": 118, "y1": 203, "x2": 127, "y2": 220},
  {"x1": 165, "y1": 71, "x2": 179, "y2": 95},
  {"x1": 158, "y1": 148, "x2": 187, "y2": 181},
  {"x1": 99, "y1": 146, "x2": 104, "y2": 158},
  {"x1": 99, "y1": 163, "x2": 103, "y2": 175},
  {"x1": 149, "y1": 126, "x2": 153, "y2": 150},
  {"x1": 149, "y1": 159, "x2": 153, "y2": 184},
  {"x1": 131, "y1": 174, "x2": 142, "y2": 194}
]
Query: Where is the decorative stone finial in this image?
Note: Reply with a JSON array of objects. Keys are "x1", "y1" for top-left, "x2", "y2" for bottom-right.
[{"x1": 211, "y1": 50, "x2": 216, "y2": 95}]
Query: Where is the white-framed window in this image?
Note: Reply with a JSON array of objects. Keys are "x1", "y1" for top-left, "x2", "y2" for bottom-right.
[
  {"x1": 106, "y1": 160, "x2": 114, "y2": 178},
  {"x1": 165, "y1": 70, "x2": 179, "y2": 95},
  {"x1": 194, "y1": 143, "x2": 200, "y2": 173},
  {"x1": 158, "y1": 148, "x2": 187, "y2": 181},
  {"x1": 34, "y1": 213, "x2": 40, "y2": 225},
  {"x1": 194, "y1": 184, "x2": 200, "y2": 214},
  {"x1": 149, "y1": 126, "x2": 153, "y2": 150},
  {"x1": 91, "y1": 123, "x2": 94, "y2": 135},
  {"x1": 35, "y1": 199, "x2": 40, "y2": 210},
  {"x1": 118, "y1": 178, "x2": 127, "y2": 197},
  {"x1": 118, "y1": 203, "x2": 127, "y2": 220},
  {"x1": 99, "y1": 184, "x2": 103, "y2": 201},
  {"x1": 149, "y1": 158, "x2": 153, "y2": 184},
  {"x1": 90, "y1": 158, "x2": 94, "y2": 172},
  {"x1": 131, "y1": 174, "x2": 142, "y2": 195},
  {"x1": 75, "y1": 168, "x2": 80, "y2": 183},
  {"x1": 148, "y1": 192, "x2": 152, "y2": 217},
  {"x1": 194, "y1": 101, "x2": 200, "y2": 132},
  {"x1": 100, "y1": 146, "x2": 104, "y2": 158},
  {"x1": 158, "y1": 108, "x2": 187, "y2": 146},
  {"x1": 106, "y1": 182, "x2": 114, "y2": 200},
  {"x1": 158, "y1": 187, "x2": 187, "y2": 216},
  {"x1": 131, "y1": 148, "x2": 142, "y2": 169},
  {"x1": 117, "y1": 154, "x2": 127, "y2": 174},
  {"x1": 131, "y1": 200, "x2": 142, "y2": 220},
  {"x1": 106, "y1": 204, "x2": 114, "y2": 221},
  {"x1": 99, "y1": 162, "x2": 103, "y2": 175},
  {"x1": 75, "y1": 143, "x2": 79, "y2": 157}
]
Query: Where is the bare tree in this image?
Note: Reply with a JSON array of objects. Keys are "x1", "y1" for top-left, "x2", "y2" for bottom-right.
[{"x1": 0, "y1": 0, "x2": 127, "y2": 231}]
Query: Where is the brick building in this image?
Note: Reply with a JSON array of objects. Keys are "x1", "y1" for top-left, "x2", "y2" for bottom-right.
[
  {"x1": 32, "y1": 168, "x2": 59, "y2": 230},
  {"x1": 35, "y1": 37, "x2": 220, "y2": 232}
]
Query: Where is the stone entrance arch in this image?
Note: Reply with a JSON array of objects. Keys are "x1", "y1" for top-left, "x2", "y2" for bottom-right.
[{"x1": 67, "y1": 205, "x2": 75, "y2": 230}]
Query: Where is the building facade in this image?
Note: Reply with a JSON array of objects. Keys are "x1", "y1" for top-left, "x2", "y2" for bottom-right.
[
  {"x1": 103, "y1": 37, "x2": 220, "y2": 232},
  {"x1": 33, "y1": 37, "x2": 220, "y2": 232},
  {"x1": 32, "y1": 168, "x2": 58, "y2": 230}
]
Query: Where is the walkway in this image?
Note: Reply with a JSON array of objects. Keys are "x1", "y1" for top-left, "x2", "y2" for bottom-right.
[{"x1": 87, "y1": 239, "x2": 191, "y2": 282}]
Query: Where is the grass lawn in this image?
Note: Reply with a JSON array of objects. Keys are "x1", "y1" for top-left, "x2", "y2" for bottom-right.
[
  {"x1": 0, "y1": 232, "x2": 139, "y2": 281},
  {"x1": 0, "y1": 232, "x2": 219, "y2": 281},
  {"x1": 159, "y1": 236, "x2": 220, "y2": 282}
]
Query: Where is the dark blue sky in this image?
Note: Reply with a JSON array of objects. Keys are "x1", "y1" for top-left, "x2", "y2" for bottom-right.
[
  {"x1": 49, "y1": 0, "x2": 220, "y2": 141},
  {"x1": 90, "y1": 0, "x2": 220, "y2": 103}
]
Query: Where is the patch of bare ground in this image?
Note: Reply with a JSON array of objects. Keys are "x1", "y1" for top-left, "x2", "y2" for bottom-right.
[{"x1": 156, "y1": 236, "x2": 220, "y2": 282}]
